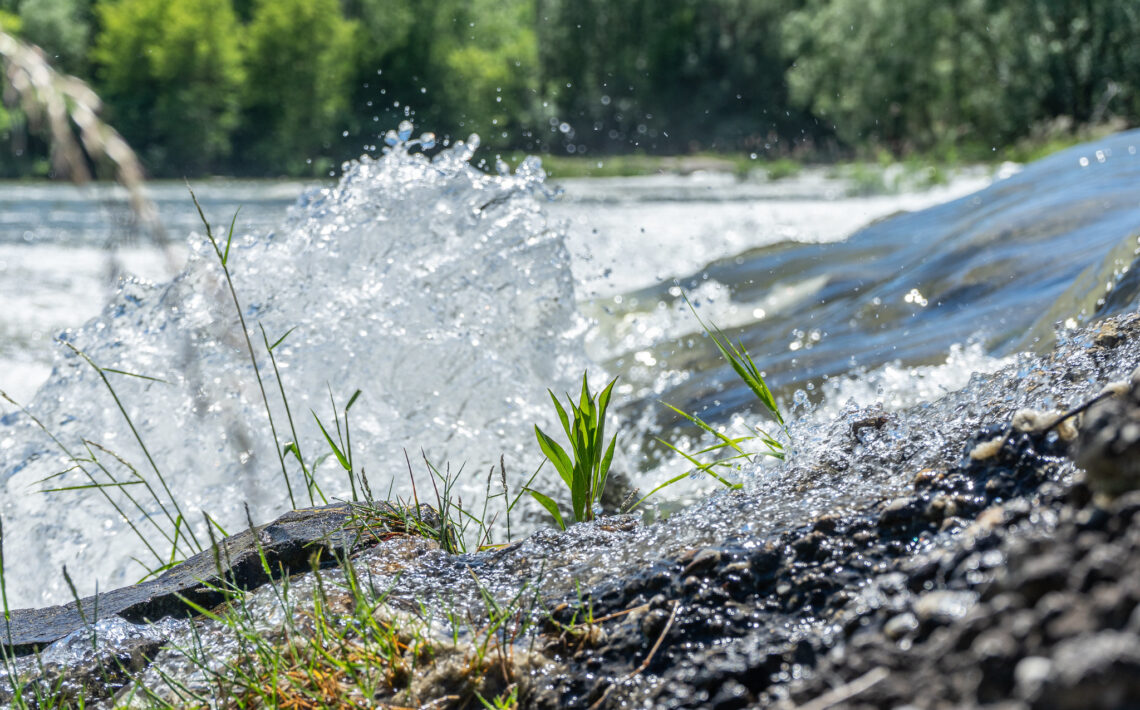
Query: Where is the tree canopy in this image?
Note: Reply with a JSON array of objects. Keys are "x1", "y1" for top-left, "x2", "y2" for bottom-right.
[{"x1": 0, "y1": 0, "x2": 1137, "y2": 177}]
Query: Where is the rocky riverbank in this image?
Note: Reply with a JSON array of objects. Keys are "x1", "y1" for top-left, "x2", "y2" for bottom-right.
[{"x1": 4, "y1": 313, "x2": 1140, "y2": 708}]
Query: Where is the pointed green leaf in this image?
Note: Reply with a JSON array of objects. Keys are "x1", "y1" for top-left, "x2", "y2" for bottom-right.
[
  {"x1": 313, "y1": 411, "x2": 350, "y2": 471},
  {"x1": 524, "y1": 488, "x2": 566, "y2": 530},
  {"x1": 535, "y1": 425, "x2": 573, "y2": 487},
  {"x1": 102, "y1": 368, "x2": 169, "y2": 384},
  {"x1": 596, "y1": 377, "x2": 616, "y2": 421},
  {"x1": 578, "y1": 372, "x2": 592, "y2": 417},
  {"x1": 632, "y1": 471, "x2": 690, "y2": 510},
  {"x1": 268, "y1": 325, "x2": 298, "y2": 352},
  {"x1": 655, "y1": 437, "x2": 740, "y2": 488},
  {"x1": 596, "y1": 433, "x2": 616, "y2": 498},
  {"x1": 659, "y1": 401, "x2": 749, "y2": 456},
  {"x1": 222, "y1": 207, "x2": 241, "y2": 266},
  {"x1": 548, "y1": 390, "x2": 571, "y2": 440},
  {"x1": 42, "y1": 481, "x2": 143, "y2": 493},
  {"x1": 570, "y1": 466, "x2": 588, "y2": 522}
]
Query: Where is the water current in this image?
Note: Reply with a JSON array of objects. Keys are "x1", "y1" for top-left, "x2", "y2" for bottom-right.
[{"x1": 1, "y1": 127, "x2": 1139, "y2": 613}]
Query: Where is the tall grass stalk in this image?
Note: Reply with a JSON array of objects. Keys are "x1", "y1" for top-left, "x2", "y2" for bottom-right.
[
  {"x1": 187, "y1": 187, "x2": 299, "y2": 509},
  {"x1": 261, "y1": 324, "x2": 324, "y2": 505},
  {"x1": 0, "y1": 512, "x2": 23, "y2": 707},
  {"x1": 61, "y1": 344, "x2": 203, "y2": 553}
]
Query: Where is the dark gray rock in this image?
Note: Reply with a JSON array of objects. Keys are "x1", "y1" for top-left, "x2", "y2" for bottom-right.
[
  {"x1": 1, "y1": 502, "x2": 386, "y2": 655},
  {"x1": 1076, "y1": 380, "x2": 1140, "y2": 497}
]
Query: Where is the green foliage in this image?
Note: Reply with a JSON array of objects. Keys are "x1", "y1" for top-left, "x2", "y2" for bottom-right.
[
  {"x1": 537, "y1": 0, "x2": 808, "y2": 154},
  {"x1": 783, "y1": 0, "x2": 1140, "y2": 155},
  {"x1": 527, "y1": 373, "x2": 617, "y2": 529},
  {"x1": 92, "y1": 0, "x2": 244, "y2": 174},
  {"x1": 5, "y1": 0, "x2": 1140, "y2": 175},
  {"x1": 238, "y1": 0, "x2": 358, "y2": 175},
  {"x1": 0, "y1": 8, "x2": 19, "y2": 33},
  {"x1": 435, "y1": 0, "x2": 540, "y2": 149},
  {"x1": 311, "y1": 387, "x2": 363, "y2": 502},
  {"x1": 641, "y1": 297, "x2": 787, "y2": 509},
  {"x1": 17, "y1": 0, "x2": 90, "y2": 75}
]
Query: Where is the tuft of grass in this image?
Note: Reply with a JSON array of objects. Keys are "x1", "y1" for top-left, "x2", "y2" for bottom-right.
[
  {"x1": 638, "y1": 295, "x2": 788, "y2": 508},
  {"x1": 684, "y1": 296, "x2": 783, "y2": 430},
  {"x1": 526, "y1": 373, "x2": 617, "y2": 530},
  {"x1": 43, "y1": 347, "x2": 205, "y2": 560},
  {"x1": 125, "y1": 518, "x2": 545, "y2": 709}
]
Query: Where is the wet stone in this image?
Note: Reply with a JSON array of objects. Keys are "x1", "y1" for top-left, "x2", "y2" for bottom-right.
[
  {"x1": 884, "y1": 613, "x2": 919, "y2": 640},
  {"x1": 683, "y1": 548, "x2": 721, "y2": 577},
  {"x1": 914, "y1": 590, "x2": 978, "y2": 625},
  {"x1": 0, "y1": 502, "x2": 383, "y2": 655}
]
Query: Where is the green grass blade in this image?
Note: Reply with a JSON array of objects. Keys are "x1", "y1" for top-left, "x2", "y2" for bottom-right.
[
  {"x1": 690, "y1": 437, "x2": 755, "y2": 456},
  {"x1": 188, "y1": 188, "x2": 296, "y2": 509},
  {"x1": 548, "y1": 390, "x2": 572, "y2": 440},
  {"x1": 660, "y1": 400, "x2": 749, "y2": 456},
  {"x1": 506, "y1": 460, "x2": 545, "y2": 514},
  {"x1": 223, "y1": 206, "x2": 241, "y2": 266},
  {"x1": 570, "y1": 464, "x2": 588, "y2": 522},
  {"x1": 631, "y1": 471, "x2": 690, "y2": 510},
  {"x1": 101, "y1": 368, "x2": 170, "y2": 384},
  {"x1": 312, "y1": 411, "x2": 350, "y2": 471},
  {"x1": 596, "y1": 433, "x2": 616, "y2": 502},
  {"x1": 268, "y1": 326, "x2": 297, "y2": 352},
  {"x1": 41, "y1": 481, "x2": 142, "y2": 492},
  {"x1": 524, "y1": 488, "x2": 565, "y2": 531},
  {"x1": 655, "y1": 437, "x2": 741, "y2": 488},
  {"x1": 0, "y1": 514, "x2": 9, "y2": 622}
]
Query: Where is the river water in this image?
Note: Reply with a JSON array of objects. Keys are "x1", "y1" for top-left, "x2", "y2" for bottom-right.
[{"x1": 1, "y1": 131, "x2": 1138, "y2": 610}]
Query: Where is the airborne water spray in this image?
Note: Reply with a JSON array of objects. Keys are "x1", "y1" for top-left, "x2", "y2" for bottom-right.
[{"x1": 0, "y1": 126, "x2": 585, "y2": 607}]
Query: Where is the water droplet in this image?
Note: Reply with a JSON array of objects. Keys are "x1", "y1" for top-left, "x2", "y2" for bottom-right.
[{"x1": 398, "y1": 120, "x2": 414, "y2": 142}]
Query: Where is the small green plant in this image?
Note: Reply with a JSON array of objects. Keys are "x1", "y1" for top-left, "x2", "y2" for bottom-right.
[
  {"x1": 685, "y1": 297, "x2": 784, "y2": 434},
  {"x1": 638, "y1": 296, "x2": 788, "y2": 508},
  {"x1": 526, "y1": 373, "x2": 618, "y2": 530}
]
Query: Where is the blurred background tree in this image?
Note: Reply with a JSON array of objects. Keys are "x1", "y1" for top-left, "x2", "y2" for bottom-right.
[
  {"x1": 0, "y1": 0, "x2": 1138, "y2": 177},
  {"x1": 92, "y1": 0, "x2": 243, "y2": 173},
  {"x1": 237, "y1": 0, "x2": 357, "y2": 175}
]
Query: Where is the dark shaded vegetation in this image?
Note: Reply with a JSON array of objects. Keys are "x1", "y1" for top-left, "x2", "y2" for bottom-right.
[{"x1": 1, "y1": 0, "x2": 1139, "y2": 177}]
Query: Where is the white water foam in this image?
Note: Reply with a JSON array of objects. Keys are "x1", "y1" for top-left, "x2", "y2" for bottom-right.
[{"x1": 0, "y1": 131, "x2": 586, "y2": 607}]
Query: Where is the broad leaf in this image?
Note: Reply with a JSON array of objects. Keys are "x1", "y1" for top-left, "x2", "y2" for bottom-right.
[
  {"x1": 535, "y1": 425, "x2": 573, "y2": 487},
  {"x1": 525, "y1": 488, "x2": 566, "y2": 530}
]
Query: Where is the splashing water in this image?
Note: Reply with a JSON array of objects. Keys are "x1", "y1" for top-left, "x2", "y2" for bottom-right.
[
  {"x1": 4, "y1": 127, "x2": 1140, "y2": 613},
  {"x1": 0, "y1": 131, "x2": 585, "y2": 607}
]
